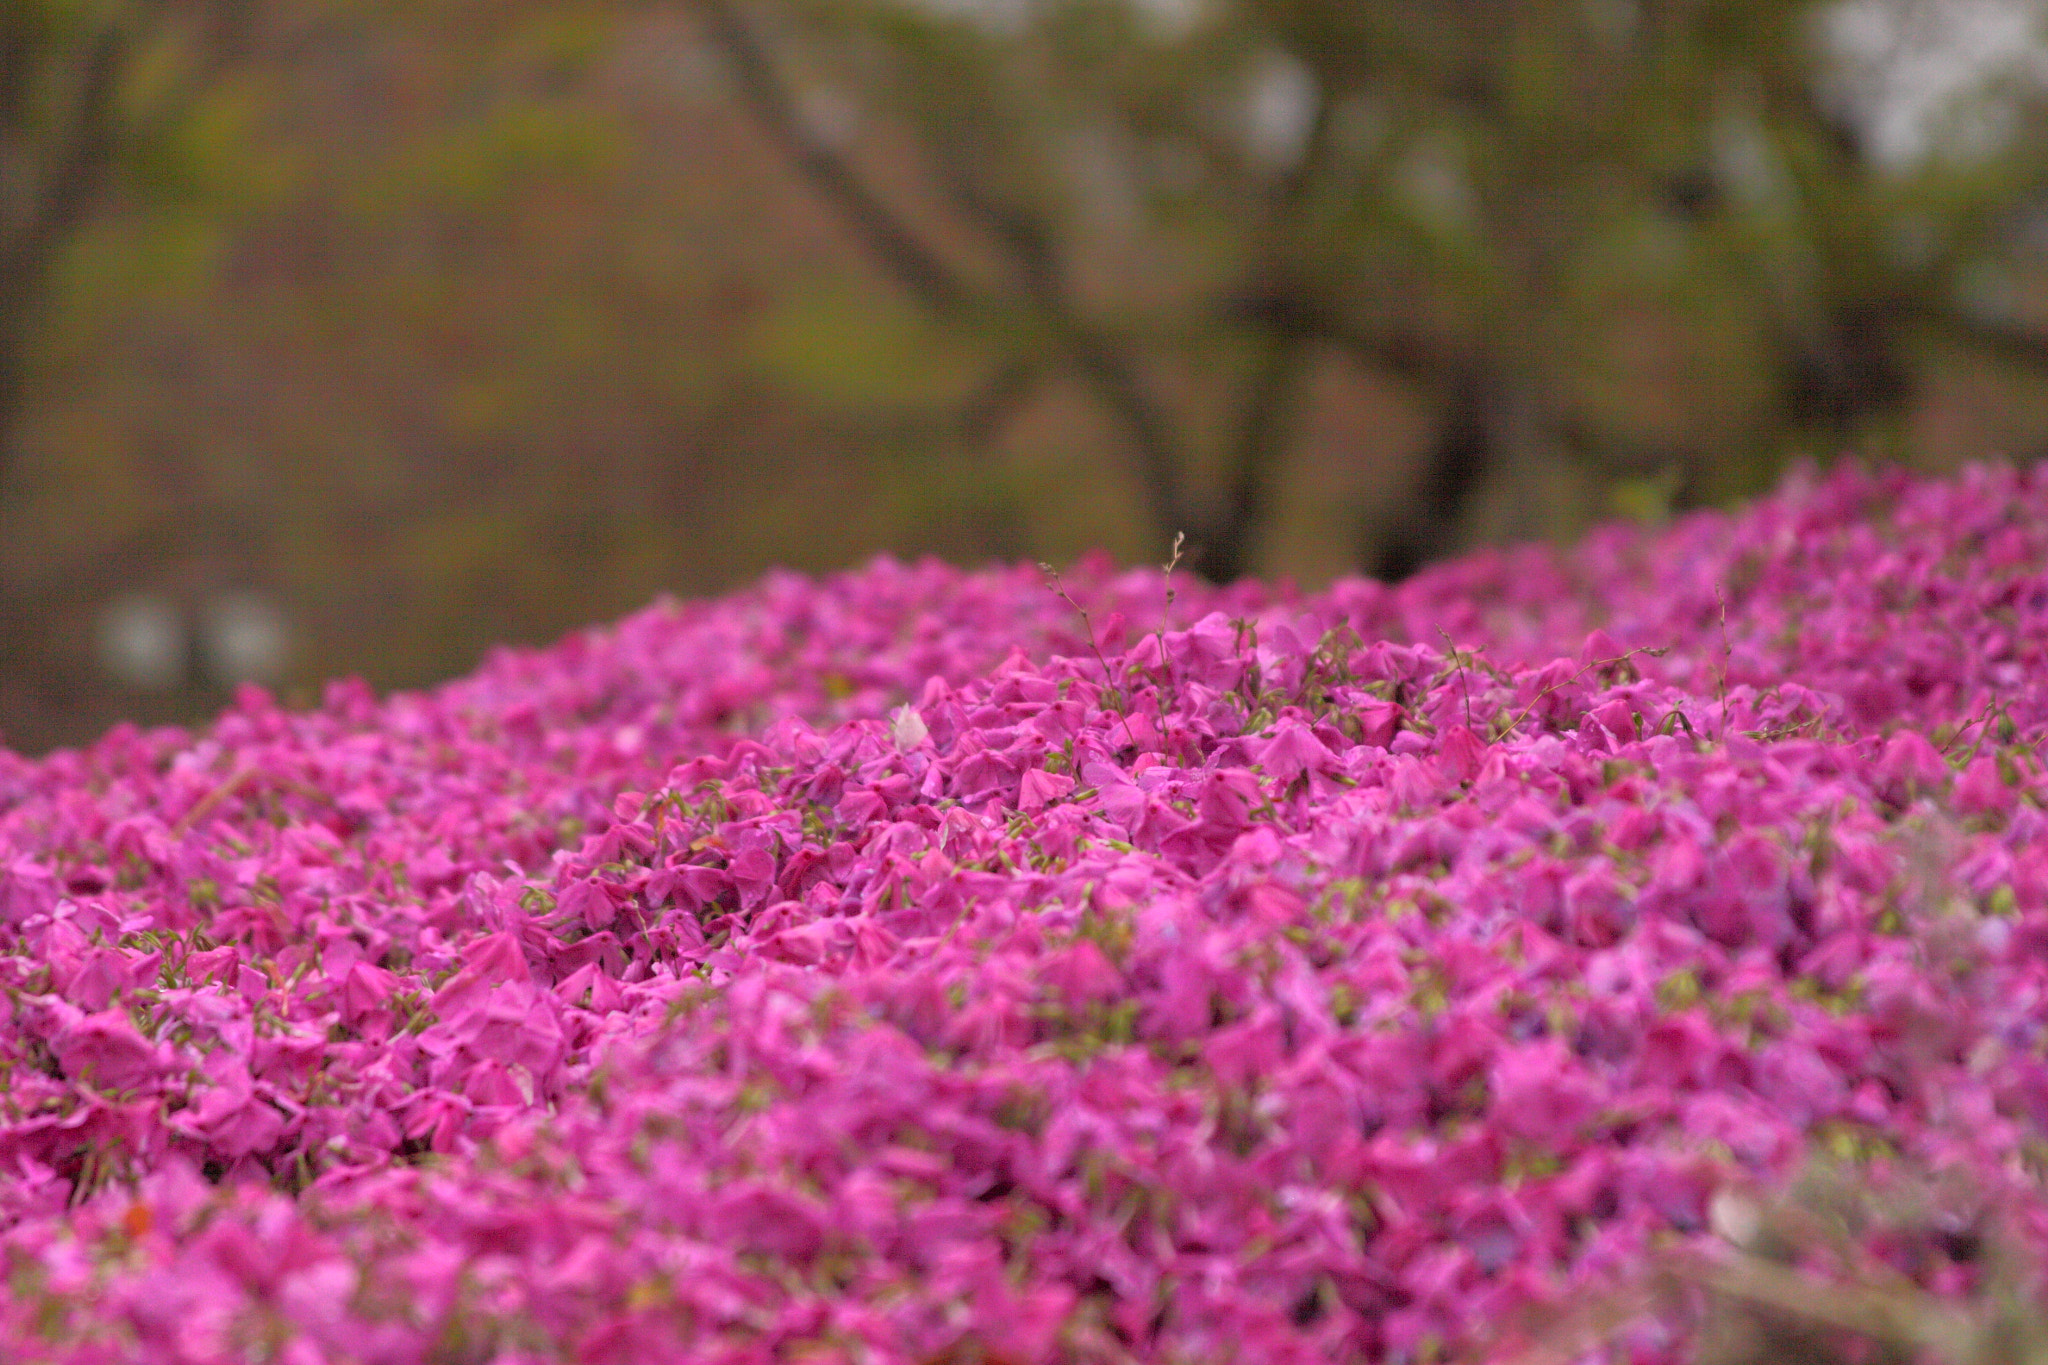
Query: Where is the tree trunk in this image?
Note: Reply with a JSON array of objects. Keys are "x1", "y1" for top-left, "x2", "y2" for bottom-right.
[
  {"x1": 1188, "y1": 333, "x2": 1310, "y2": 583},
  {"x1": 1369, "y1": 361, "x2": 1501, "y2": 583}
]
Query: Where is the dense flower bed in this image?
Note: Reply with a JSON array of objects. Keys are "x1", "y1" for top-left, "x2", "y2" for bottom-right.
[{"x1": 1, "y1": 460, "x2": 2046, "y2": 1363}]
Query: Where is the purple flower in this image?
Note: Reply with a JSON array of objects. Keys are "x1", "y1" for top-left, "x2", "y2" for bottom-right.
[{"x1": 3, "y1": 463, "x2": 2048, "y2": 1362}]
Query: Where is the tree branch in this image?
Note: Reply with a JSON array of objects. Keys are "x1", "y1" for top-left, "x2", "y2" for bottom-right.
[
  {"x1": 1370, "y1": 360, "x2": 1501, "y2": 582},
  {"x1": 1199, "y1": 330, "x2": 1310, "y2": 582},
  {"x1": 696, "y1": 0, "x2": 1201, "y2": 541},
  {"x1": 1548, "y1": 411, "x2": 1703, "y2": 479},
  {"x1": 1061, "y1": 332, "x2": 1200, "y2": 541},
  {"x1": 1232, "y1": 290, "x2": 1448, "y2": 390},
  {"x1": 0, "y1": 11, "x2": 37, "y2": 148},
  {"x1": 922, "y1": 140, "x2": 1200, "y2": 544},
  {"x1": 0, "y1": 21, "x2": 128, "y2": 493},
  {"x1": 694, "y1": 0, "x2": 972, "y2": 316},
  {"x1": 0, "y1": 26, "x2": 125, "y2": 316},
  {"x1": 121, "y1": 0, "x2": 257, "y2": 161},
  {"x1": 955, "y1": 356, "x2": 1038, "y2": 446},
  {"x1": 1180, "y1": 63, "x2": 1334, "y2": 580}
]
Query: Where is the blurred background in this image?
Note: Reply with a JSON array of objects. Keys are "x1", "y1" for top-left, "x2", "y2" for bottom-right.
[{"x1": 7, "y1": 0, "x2": 2048, "y2": 753}]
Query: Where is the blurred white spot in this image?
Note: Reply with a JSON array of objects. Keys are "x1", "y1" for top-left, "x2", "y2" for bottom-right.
[
  {"x1": 1241, "y1": 50, "x2": 1319, "y2": 169},
  {"x1": 1823, "y1": 0, "x2": 2048, "y2": 169},
  {"x1": 200, "y1": 589, "x2": 289, "y2": 687},
  {"x1": 1582, "y1": 0, "x2": 1640, "y2": 49},
  {"x1": 909, "y1": 0, "x2": 1033, "y2": 34},
  {"x1": 97, "y1": 592, "x2": 187, "y2": 691},
  {"x1": 1129, "y1": 0, "x2": 1202, "y2": 39},
  {"x1": 1709, "y1": 1187, "x2": 1763, "y2": 1248}
]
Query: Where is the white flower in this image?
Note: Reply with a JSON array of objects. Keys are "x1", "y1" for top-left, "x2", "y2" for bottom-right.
[{"x1": 890, "y1": 704, "x2": 929, "y2": 750}]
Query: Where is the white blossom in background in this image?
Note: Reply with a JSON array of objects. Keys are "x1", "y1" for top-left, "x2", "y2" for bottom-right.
[
  {"x1": 904, "y1": 0, "x2": 1202, "y2": 39},
  {"x1": 201, "y1": 589, "x2": 289, "y2": 687},
  {"x1": 1824, "y1": 0, "x2": 2048, "y2": 168},
  {"x1": 876, "y1": 0, "x2": 2045, "y2": 176},
  {"x1": 900, "y1": 0, "x2": 1033, "y2": 35},
  {"x1": 1128, "y1": 0, "x2": 1202, "y2": 40},
  {"x1": 1580, "y1": 0, "x2": 1641, "y2": 50},
  {"x1": 1239, "y1": 49, "x2": 1318, "y2": 169},
  {"x1": 96, "y1": 591, "x2": 187, "y2": 692}
]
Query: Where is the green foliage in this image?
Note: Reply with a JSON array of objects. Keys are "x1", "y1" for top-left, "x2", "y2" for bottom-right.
[
  {"x1": 350, "y1": 102, "x2": 626, "y2": 216},
  {"x1": 728, "y1": 0, "x2": 2048, "y2": 566}
]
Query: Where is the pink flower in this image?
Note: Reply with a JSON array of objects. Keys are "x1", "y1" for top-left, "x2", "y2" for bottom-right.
[
  {"x1": 1256, "y1": 720, "x2": 1339, "y2": 785},
  {"x1": 1563, "y1": 866, "x2": 1633, "y2": 948},
  {"x1": 1954, "y1": 753, "x2": 2014, "y2": 818},
  {"x1": 1878, "y1": 729, "x2": 1948, "y2": 801},
  {"x1": 1017, "y1": 767, "x2": 1074, "y2": 813},
  {"x1": 1488, "y1": 1040, "x2": 1600, "y2": 1149},
  {"x1": 184, "y1": 1062, "x2": 286, "y2": 1159},
  {"x1": 49, "y1": 1007, "x2": 166, "y2": 1093},
  {"x1": 1040, "y1": 939, "x2": 1122, "y2": 1007},
  {"x1": 5, "y1": 464, "x2": 2048, "y2": 1362},
  {"x1": 339, "y1": 960, "x2": 398, "y2": 1028}
]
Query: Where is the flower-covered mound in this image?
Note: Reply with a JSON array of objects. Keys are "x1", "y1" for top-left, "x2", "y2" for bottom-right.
[{"x1": 1, "y1": 461, "x2": 2045, "y2": 1363}]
